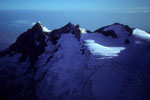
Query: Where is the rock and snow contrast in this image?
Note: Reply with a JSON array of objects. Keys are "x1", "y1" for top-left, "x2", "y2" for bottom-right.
[{"x1": 0, "y1": 22, "x2": 150, "y2": 100}]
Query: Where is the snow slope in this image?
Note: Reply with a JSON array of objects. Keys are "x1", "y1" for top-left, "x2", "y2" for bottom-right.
[
  {"x1": 34, "y1": 21, "x2": 51, "y2": 32},
  {"x1": 133, "y1": 28, "x2": 150, "y2": 41},
  {"x1": 81, "y1": 33, "x2": 126, "y2": 59},
  {"x1": 0, "y1": 22, "x2": 150, "y2": 100}
]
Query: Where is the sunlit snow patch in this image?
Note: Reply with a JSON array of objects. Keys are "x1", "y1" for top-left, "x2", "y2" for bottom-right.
[
  {"x1": 42, "y1": 26, "x2": 51, "y2": 32},
  {"x1": 133, "y1": 29, "x2": 150, "y2": 41},
  {"x1": 84, "y1": 40, "x2": 125, "y2": 59},
  {"x1": 33, "y1": 21, "x2": 51, "y2": 32},
  {"x1": 79, "y1": 27, "x2": 87, "y2": 34}
]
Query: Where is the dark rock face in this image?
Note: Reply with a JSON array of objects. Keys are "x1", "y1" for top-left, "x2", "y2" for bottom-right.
[
  {"x1": 94, "y1": 26, "x2": 118, "y2": 38},
  {"x1": 95, "y1": 28, "x2": 118, "y2": 38},
  {"x1": 113, "y1": 23, "x2": 134, "y2": 36},
  {"x1": 0, "y1": 22, "x2": 49, "y2": 99},
  {"x1": 125, "y1": 38, "x2": 130, "y2": 44},
  {"x1": 0, "y1": 23, "x2": 50, "y2": 100},
  {"x1": 124, "y1": 25, "x2": 133, "y2": 36},
  {"x1": 7, "y1": 22, "x2": 47, "y2": 64},
  {"x1": 86, "y1": 30, "x2": 92, "y2": 33},
  {"x1": 49, "y1": 22, "x2": 89, "y2": 44},
  {"x1": 94, "y1": 23, "x2": 117, "y2": 38},
  {"x1": 0, "y1": 48, "x2": 10, "y2": 57},
  {"x1": 94, "y1": 22, "x2": 134, "y2": 38}
]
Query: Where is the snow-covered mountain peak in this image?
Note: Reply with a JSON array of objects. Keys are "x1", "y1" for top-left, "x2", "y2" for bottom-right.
[
  {"x1": 64, "y1": 22, "x2": 76, "y2": 28},
  {"x1": 32, "y1": 22, "x2": 44, "y2": 32},
  {"x1": 95, "y1": 23, "x2": 133, "y2": 38},
  {"x1": 32, "y1": 21, "x2": 51, "y2": 33},
  {"x1": 94, "y1": 23, "x2": 134, "y2": 44},
  {"x1": 49, "y1": 22, "x2": 91, "y2": 44},
  {"x1": 1, "y1": 22, "x2": 49, "y2": 64},
  {"x1": 62, "y1": 22, "x2": 90, "y2": 34}
]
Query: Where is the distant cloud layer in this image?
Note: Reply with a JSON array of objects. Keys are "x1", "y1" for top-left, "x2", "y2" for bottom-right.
[
  {"x1": 101, "y1": 7, "x2": 150, "y2": 14},
  {"x1": 12, "y1": 20, "x2": 33, "y2": 27},
  {"x1": 5, "y1": 20, "x2": 35, "y2": 28},
  {"x1": 125, "y1": 7, "x2": 150, "y2": 13}
]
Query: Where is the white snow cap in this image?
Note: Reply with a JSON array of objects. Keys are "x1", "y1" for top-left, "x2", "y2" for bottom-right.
[
  {"x1": 133, "y1": 29, "x2": 150, "y2": 41},
  {"x1": 79, "y1": 27, "x2": 88, "y2": 34},
  {"x1": 34, "y1": 21, "x2": 51, "y2": 32},
  {"x1": 67, "y1": 22, "x2": 88, "y2": 34}
]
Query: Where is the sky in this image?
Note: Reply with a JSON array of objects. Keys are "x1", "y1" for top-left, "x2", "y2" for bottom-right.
[{"x1": 0, "y1": 0, "x2": 150, "y2": 13}]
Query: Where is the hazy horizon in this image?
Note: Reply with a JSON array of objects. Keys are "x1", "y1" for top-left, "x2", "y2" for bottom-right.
[{"x1": 0, "y1": 10, "x2": 150, "y2": 31}]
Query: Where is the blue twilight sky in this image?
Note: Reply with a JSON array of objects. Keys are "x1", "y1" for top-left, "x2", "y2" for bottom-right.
[{"x1": 0, "y1": 0, "x2": 150, "y2": 12}]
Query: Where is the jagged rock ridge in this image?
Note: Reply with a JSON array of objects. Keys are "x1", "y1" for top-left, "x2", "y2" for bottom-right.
[{"x1": 49, "y1": 22, "x2": 91, "y2": 44}]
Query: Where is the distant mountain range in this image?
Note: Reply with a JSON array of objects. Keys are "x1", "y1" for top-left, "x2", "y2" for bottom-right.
[{"x1": 0, "y1": 22, "x2": 150, "y2": 100}]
